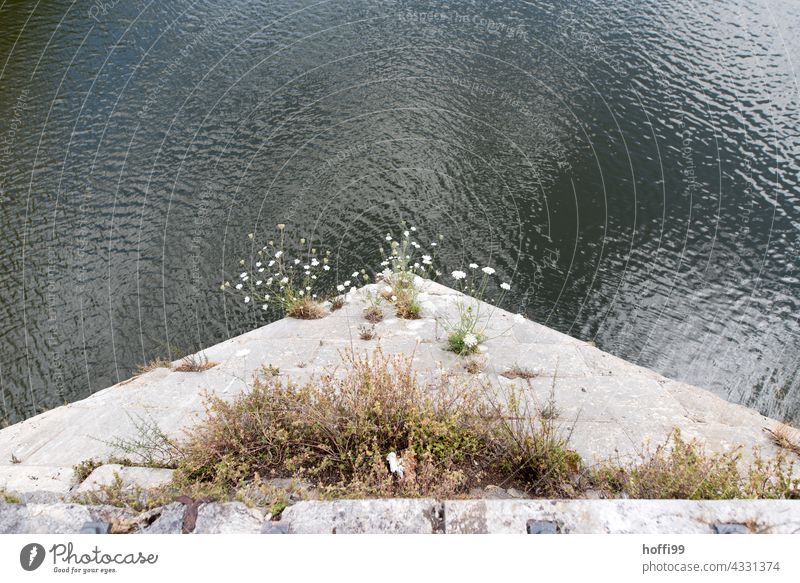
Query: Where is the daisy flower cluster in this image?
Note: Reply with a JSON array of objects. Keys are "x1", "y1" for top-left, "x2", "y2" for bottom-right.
[
  {"x1": 375, "y1": 225, "x2": 442, "y2": 319},
  {"x1": 440, "y1": 261, "x2": 514, "y2": 356},
  {"x1": 221, "y1": 225, "x2": 335, "y2": 319},
  {"x1": 377, "y1": 226, "x2": 441, "y2": 283},
  {"x1": 448, "y1": 263, "x2": 512, "y2": 299}
]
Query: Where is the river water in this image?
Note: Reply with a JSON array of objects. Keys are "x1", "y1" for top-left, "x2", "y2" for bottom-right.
[{"x1": 1, "y1": 0, "x2": 798, "y2": 425}]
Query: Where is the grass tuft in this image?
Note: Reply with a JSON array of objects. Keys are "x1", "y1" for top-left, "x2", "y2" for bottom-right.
[
  {"x1": 463, "y1": 355, "x2": 487, "y2": 374},
  {"x1": 175, "y1": 353, "x2": 216, "y2": 373},
  {"x1": 286, "y1": 296, "x2": 326, "y2": 319},
  {"x1": 329, "y1": 296, "x2": 345, "y2": 311},
  {"x1": 136, "y1": 357, "x2": 172, "y2": 374},
  {"x1": 764, "y1": 423, "x2": 800, "y2": 457},
  {"x1": 501, "y1": 365, "x2": 538, "y2": 380}
]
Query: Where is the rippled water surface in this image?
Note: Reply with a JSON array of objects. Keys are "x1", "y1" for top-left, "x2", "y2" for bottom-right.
[{"x1": 1, "y1": 0, "x2": 799, "y2": 425}]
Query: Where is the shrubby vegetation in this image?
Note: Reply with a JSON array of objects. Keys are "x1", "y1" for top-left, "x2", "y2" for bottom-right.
[{"x1": 90, "y1": 350, "x2": 799, "y2": 511}]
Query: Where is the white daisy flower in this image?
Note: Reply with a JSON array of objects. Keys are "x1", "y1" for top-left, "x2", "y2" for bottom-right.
[
  {"x1": 500, "y1": 282, "x2": 511, "y2": 291},
  {"x1": 240, "y1": 272, "x2": 248, "y2": 279},
  {"x1": 385, "y1": 234, "x2": 392, "y2": 241},
  {"x1": 410, "y1": 226, "x2": 416, "y2": 231},
  {"x1": 275, "y1": 251, "x2": 283, "y2": 258},
  {"x1": 469, "y1": 263, "x2": 478, "y2": 269},
  {"x1": 262, "y1": 304, "x2": 268, "y2": 310},
  {"x1": 323, "y1": 265, "x2": 330, "y2": 271},
  {"x1": 280, "y1": 277, "x2": 289, "y2": 285},
  {"x1": 293, "y1": 259, "x2": 300, "y2": 265},
  {"x1": 255, "y1": 262, "x2": 262, "y2": 267},
  {"x1": 352, "y1": 271, "x2": 359, "y2": 278},
  {"x1": 268, "y1": 260, "x2": 275, "y2": 267},
  {"x1": 235, "y1": 283, "x2": 243, "y2": 290},
  {"x1": 343, "y1": 280, "x2": 351, "y2": 287},
  {"x1": 258, "y1": 268, "x2": 265, "y2": 273},
  {"x1": 451, "y1": 270, "x2": 466, "y2": 280},
  {"x1": 244, "y1": 296, "x2": 251, "y2": 303},
  {"x1": 482, "y1": 266, "x2": 496, "y2": 275},
  {"x1": 256, "y1": 280, "x2": 263, "y2": 286},
  {"x1": 404, "y1": 230, "x2": 409, "y2": 237},
  {"x1": 463, "y1": 333, "x2": 478, "y2": 348},
  {"x1": 337, "y1": 284, "x2": 345, "y2": 292},
  {"x1": 311, "y1": 258, "x2": 319, "y2": 266}
]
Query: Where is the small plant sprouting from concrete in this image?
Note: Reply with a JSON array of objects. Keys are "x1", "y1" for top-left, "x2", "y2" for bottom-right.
[
  {"x1": 73, "y1": 459, "x2": 103, "y2": 484},
  {"x1": 589, "y1": 429, "x2": 800, "y2": 500},
  {"x1": 764, "y1": 423, "x2": 800, "y2": 457},
  {"x1": 1, "y1": 489, "x2": 21, "y2": 504},
  {"x1": 362, "y1": 291, "x2": 385, "y2": 323},
  {"x1": 501, "y1": 365, "x2": 538, "y2": 380},
  {"x1": 438, "y1": 265, "x2": 513, "y2": 356},
  {"x1": 103, "y1": 414, "x2": 181, "y2": 468},
  {"x1": 286, "y1": 296, "x2": 326, "y2": 319},
  {"x1": 136, "y1": 357, "x2": 172, "y2": 374},
  {"x1": 463, "y1": 355, "x2": 487, "y2": 374},
  {"x1": 260, "y1": 364, "x2": 280, "y2": 378},
  {"x1": 174, "y1": 352, "x2": 216, "y2": 373},
  {"x1": 10, "y1": 452, "x2": 21, "y2": 464},
  {"x1": 329, "y1": 295, "x2": 345, "y2": 311},
  {"x1": 359, "y1": 324, "x2": 376, "y2": 340}
]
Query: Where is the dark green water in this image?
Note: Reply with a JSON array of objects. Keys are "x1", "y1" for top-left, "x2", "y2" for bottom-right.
[{"x1": 1, "y1": 0, "x2": 798, "y2": 425}]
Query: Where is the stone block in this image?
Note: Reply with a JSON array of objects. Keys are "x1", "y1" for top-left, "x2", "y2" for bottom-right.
[{"x1": 279, "y1": 499, "x2": 443, "y2": 533}]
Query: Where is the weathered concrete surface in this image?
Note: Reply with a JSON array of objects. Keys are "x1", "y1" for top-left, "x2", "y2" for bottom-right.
[
  {"x1": 2, "y1": 498, "x2": 798, "y2": 533},
  {"x1": 278, "y1": 499, "x2": 443, "y2": 534},
  {"x1": 74, "y1": 465, "x2": 174, "y2": 496},
  {"x1": 0, "y1": 465, "x2": 74, "y2": 496},
  {"x1": 444, "y1": 500, "x2": 800, "y2": 534},
  {"x1": 0, "y1": 503, "x2": 138, "y2": 534},
  {"x1": 139, "y1": 502, "x2": 185, "y2": 534},
  {"x1": 192, "y1": 503, "x2": 266, "y2": 534},
  {"x1": 0, "y1": 280, "x2": 789, "y2": 491}
]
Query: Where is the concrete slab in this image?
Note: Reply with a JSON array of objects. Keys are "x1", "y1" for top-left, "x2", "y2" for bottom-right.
[
  {"x1": 278, "y1": 499, "x2": 442, "y2": 533},
  {"x1": 0, "y1": 282, "x2": 790, "y2": 491},
  {"x1": 444, "y1": 499, "x2": 800, "y2": 534}
]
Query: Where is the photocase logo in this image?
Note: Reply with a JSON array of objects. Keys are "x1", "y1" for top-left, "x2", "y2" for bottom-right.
[{"x1": 20, "y1": 543, "x2": 46, "y2": 571}]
